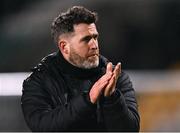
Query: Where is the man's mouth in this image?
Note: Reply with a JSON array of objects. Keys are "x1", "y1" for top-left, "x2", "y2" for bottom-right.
[{"x1": 88, "y1": 53, "x2": 99, "y2": 57}]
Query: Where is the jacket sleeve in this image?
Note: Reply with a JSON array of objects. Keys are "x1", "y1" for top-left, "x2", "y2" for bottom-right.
[
  {"x1": 101, "y1": 71, "x2": 140, "y2": 131},
  {"x1": 21, "y1": 71, "x2": 96, "y2": 131}
]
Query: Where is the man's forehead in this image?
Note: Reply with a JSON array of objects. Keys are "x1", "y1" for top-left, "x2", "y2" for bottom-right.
[{"x1": 74, "y1": 23, "x2": 98, "y2": 34}]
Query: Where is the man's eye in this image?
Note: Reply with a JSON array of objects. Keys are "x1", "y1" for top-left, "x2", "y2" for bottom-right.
[
  {"x1": 83, "y1": 37, "x2": 91, "y2": 42},
  {"x1": 93, "y1": 35, "x2": 98, "y2": 40},
  {"x1": 81, "y1": 35, "x2": 98, "y2": 43}
]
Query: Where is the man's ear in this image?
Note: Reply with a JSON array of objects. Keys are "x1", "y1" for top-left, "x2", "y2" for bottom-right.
[{"x1": 58, "y1": 40, "x2": 69, "y2": 55}]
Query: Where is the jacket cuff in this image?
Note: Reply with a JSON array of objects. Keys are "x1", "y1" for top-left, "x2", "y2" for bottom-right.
[{"x1": 101, "y1": 89, "x2": 120, "y2": 105}]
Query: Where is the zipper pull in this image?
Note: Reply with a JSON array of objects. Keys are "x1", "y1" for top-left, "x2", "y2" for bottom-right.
[{"x1": 64, "y1": 93, "x2": 68, "y2": 106}]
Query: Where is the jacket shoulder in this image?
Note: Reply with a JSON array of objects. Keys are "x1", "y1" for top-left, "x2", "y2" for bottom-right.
[
  {"x1": 117, "y1": 71, "x2": 133, "y2": 89},
  {"x1": 119, "y1": 71, "x2": 131, "y2": 81},
  {"x1": 23, "y1": 52, "x2": 58, "y2": 88},
  {"x1": 30, "y1": 52, "x2": 57, "y2": 72}
]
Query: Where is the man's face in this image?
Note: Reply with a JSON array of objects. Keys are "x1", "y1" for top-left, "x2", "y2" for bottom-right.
[{"x1": 67, "y1": 23, "x2": 99, "y2": 69}]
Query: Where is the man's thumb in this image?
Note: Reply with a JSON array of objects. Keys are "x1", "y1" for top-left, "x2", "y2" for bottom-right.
[{"x1": 106, "y1": 62, "x2": 113, "y2": 73}]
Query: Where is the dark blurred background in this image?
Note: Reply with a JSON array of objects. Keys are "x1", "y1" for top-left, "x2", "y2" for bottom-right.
[
  {"x1": 1, "y1": 0, "x2": 180, "y2": 72},
  {"x1": 0, "y1": 0, "x2": 180, "y2": 132}
]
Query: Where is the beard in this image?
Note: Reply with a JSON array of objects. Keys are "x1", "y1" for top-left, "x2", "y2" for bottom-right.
[{"x1": 68, "y1": 46, "x2": 99, "y2": 69}]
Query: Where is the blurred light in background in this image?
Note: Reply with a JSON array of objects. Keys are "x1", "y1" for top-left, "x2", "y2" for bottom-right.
[{"x1": 0, "y1": 73, "x2": 29, "y2": 95}]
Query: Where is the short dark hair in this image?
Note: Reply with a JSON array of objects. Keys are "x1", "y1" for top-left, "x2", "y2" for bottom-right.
[{"x1": 51, "y1": 6, "x2": 98, "y2": 44}]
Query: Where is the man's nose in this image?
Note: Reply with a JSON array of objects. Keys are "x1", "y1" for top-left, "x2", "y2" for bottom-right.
[{"x1": 89, "y1": 39, "x2": 98, "y2": 49}]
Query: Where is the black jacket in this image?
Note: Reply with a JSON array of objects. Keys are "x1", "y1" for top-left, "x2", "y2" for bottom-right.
[{"x1": 21, "y1": 51, "x2": 140, "y2": 131}]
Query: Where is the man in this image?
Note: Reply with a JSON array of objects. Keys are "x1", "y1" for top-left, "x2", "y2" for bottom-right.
[{"x1": 21, "y1": 6, "x2": 140, "y2": 131}]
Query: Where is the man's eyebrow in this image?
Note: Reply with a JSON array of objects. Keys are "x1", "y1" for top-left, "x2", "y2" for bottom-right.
[{"x1": 80, "y1": 34, "x2": 99, "y2": 42}]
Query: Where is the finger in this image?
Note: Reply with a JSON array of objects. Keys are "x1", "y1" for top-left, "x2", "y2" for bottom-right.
[
  {"x1": 104, "y1": 75, "x2": 116, "y2": 97},
  {"x1": 106, "y1": 62, "x2": 113, "y2": 73},
  {"x1": 109, "y1": 79, "x2": 117, "y2": 95},
  {"x1": 113, "y1": 62, "x2": 121, "y2": 80},
  {"x1": 113, "y1": 62, "x2": 121, "y2": 74},
  {"x1": 104, "y1": 76, "x2": 115, "y2": 97}
]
